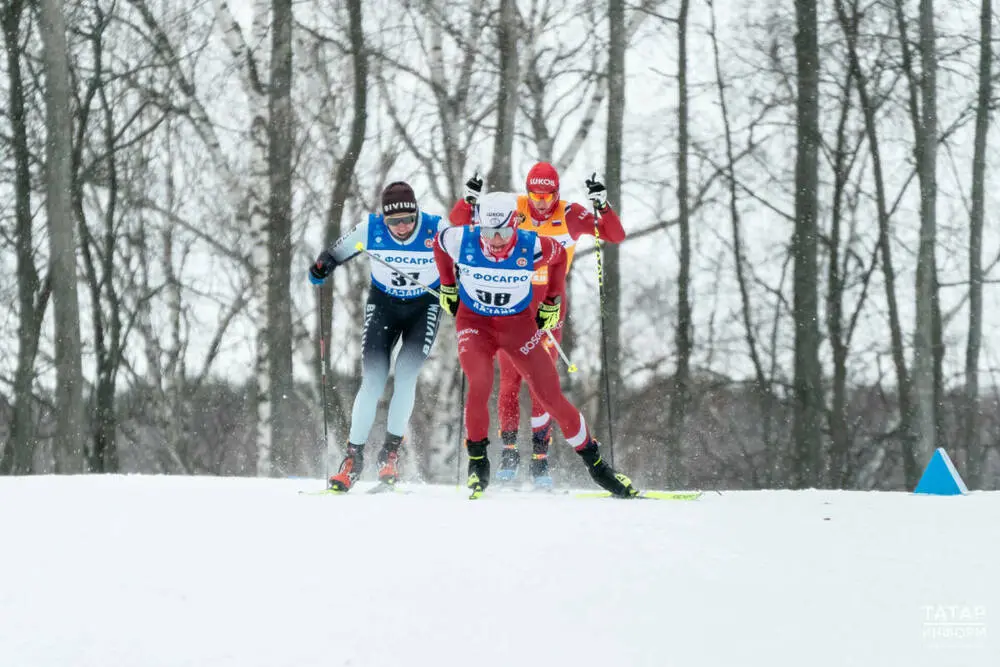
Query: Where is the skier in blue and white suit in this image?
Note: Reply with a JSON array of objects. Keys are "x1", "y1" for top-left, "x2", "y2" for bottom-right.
[{"x1": 308, "y1": 181, "x2": 452, "y2": 492}]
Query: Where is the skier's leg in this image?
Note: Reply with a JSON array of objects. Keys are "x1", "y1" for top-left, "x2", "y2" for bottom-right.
[
  {"x1": 526, "y1": 317, "x2": 561, "y2": 486},
  {"x1": 503, "y1": 315, "x2": 637, "y2": 497},
  {"x1": 495, "y1": 352, "x2": 523, "y2": 481},
  {"x1": 456, "y1": 309, "x2": 499, "y2": 493},
  {"x1": 347, "y1": 299, "x2": 395, "y2": 446},
  {"x1": 379, "y1": 299, "x2": 442, "y2": 482},
  {"x1": 330, "y1": 293, "x2": 395, "y2": 491},
  {"x1": 385, "y1": 299, "x2": 441, "y2": 438}
]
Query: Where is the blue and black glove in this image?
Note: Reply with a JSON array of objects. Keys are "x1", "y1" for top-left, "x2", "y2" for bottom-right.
[
  {"x1": 536, "y1": 296, "x2": 561, "y2": 330},
  {"x1": 440, "y1": 284, "x2": 459, "y2": 316},
  {"x1": 309, "y1": 250, "x2": 337, "y2": 285}
]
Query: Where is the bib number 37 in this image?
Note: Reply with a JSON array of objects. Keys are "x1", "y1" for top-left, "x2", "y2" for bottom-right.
[{"x1": 391, "y1": 272, "x2": 421, "y2": 287}]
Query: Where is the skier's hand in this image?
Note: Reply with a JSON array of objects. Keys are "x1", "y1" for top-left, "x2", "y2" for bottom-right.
[
  {"x1": 536, "y1": 297, "x2": 561, "y2": 330},
  {"x1": 440, "y1": 284, "x2": 459, "y2": 316},
  {"x1": 309, "y1": 250, "x2": 337, "y2": 285},
  {"x1": 585, "y1": 173, "x2": 609, "y2": 211},
  {"x1": 464, "y1": 171, "x2": 484, "y2": 205}
]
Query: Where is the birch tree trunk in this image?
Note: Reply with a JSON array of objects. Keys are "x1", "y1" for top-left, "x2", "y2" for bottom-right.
[
  {"x1": 39, "y1": 0, "x2": 86, "y2": 472},
  {"x1": 213, "y1": 0, "x2": 272, "y2": 475}
]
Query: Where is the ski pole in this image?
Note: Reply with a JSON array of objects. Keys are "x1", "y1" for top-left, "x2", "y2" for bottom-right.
[
  {"x1": 545, "y1": 330, "x2": 578, "y2": 373},
  {"x1": 317, "y1": 286, "x2": 331, "y2": 479},
  {"x1": 593, "y1": 197, "x2": 616, "y2": 466},
  {"x1": 355, "y1": 242, "x2": 441, "y2": 298}
]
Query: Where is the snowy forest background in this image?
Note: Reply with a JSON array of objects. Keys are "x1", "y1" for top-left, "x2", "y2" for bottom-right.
[{"x1": 2, "y1": 0, "x2": 1000, "y2": 491}]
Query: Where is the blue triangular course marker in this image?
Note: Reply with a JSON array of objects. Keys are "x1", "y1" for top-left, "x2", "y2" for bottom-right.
[{"x1": 914, "y1": 448, "x2": 969, "y2": 495}]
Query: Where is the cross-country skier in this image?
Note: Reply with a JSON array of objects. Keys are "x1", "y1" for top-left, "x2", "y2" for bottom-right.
[
  {"x1": 448, "y1": 162, "x2": 626, "y2": 487},
  {"x1": 434, "y1": 191, "x2": 638, "y2": 499},
  {"x1": 309, "y1": 181, "x2": 451, "y2": 492}
]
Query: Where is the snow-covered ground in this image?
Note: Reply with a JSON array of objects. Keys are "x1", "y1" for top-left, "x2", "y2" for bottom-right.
[{"x1": 0, "y1": 475, "x2": 995, "y2": 667}]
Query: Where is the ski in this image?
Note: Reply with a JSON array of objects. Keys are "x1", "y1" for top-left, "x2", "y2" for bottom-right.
[
  {"x1": 574, "y1": 490, "x2": 704, "y2": 501},
  {"x1": 367, "y1": 480, "x2": 401, "y2": 494},
  {"x1": 298, "y1": 483, "x2": 411, "y2": 496}
]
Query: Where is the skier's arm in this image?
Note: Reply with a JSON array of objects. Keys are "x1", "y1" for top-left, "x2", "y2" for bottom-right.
[
  {"x1": 433, "y1": 228, "x2": 460, "y2": 315},
  {"x1": 326, "y1": 219, "x2": 369, "y2": 264},
  {"x1": 537, "y1": 237, "x2": 567, "y2": 301},
  {"x1": 308, "y1": 219, "x2": 368, "y2": 283},
  {"x1": 433, "y1": 241, "x2": 457, "y2": 286},
  {"x1": 449, "y1": 199, "x2": 475, "y2": 226},
  {"x1": 564, "y1": 202, "x2": 626, "y2": 244}
]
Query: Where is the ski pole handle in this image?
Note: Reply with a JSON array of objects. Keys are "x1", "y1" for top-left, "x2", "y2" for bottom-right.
[{"x1": 354, "y1": 242, "x2": 442, "y2": 298}]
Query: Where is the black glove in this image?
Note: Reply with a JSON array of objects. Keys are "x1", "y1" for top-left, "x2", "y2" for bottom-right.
[
  {"x1": 536, "y1": 296, "x2": 561, "y2": 330},
  {"x1": 464, "y1": 171, "x2": 484, "y2": 205},
  {"x1": 309, "y1": 250, "x2": 337, "y2": 285},
  {"x1": 440, "y1": 284, "x2": 459, "y2": 316},
  {"x1": 585, "y1": 173, "x2": 609, "y2": 211}
]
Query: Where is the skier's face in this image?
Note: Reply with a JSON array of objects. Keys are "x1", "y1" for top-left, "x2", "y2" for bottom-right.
[
  {"x1": 481, "y1": 226, "x2": 515, "y2": 256},
  {"x1": 386, "y1": 213, "x2": 417, "y2": 240},
  {"x1": 528, "y1": 190, "x2": 557, "y2": 218}
]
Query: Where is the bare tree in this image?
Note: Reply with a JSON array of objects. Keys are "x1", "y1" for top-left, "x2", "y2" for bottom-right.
[
  {"x1": 39, "y1": 0, "x2": 85, "y2": 472},
  {"x1": 267, "y1": 0, "x2": 295, "y2": 475},
  {"x1": 487, "y1": 0, "x2": 518, "y2": 191},
  {"x1": 312, "y1": 0, "x2": 369, "y2": 467},
  {"x1": 964, "y1": 0, "x2": 991, "y2": 488},
  {"x1": 666, "y1": 0, "x2": 690, "y2": 485},
  {"x1": 597, "y1": 0, "x2": 625, "y2": 463},
  {"x1": 212, "y1": 0, "x2": 275, "y2": 475},
  {"x1": 790, "y1": 0, "x2": 822, "y2": 487},
  {"x1": 836, "y1": 0, "x2": 913, "y2": 485},
  {"x1": 894, "y1": 0, "x2": 938, "y2": 470},
  {"x1": 1, "y1": 0, "x2": 50, "y2": 474}
]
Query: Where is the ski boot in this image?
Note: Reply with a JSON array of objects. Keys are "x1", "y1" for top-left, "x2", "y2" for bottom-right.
[
  {"x1": 467, "y1": 438, "x2": 491, "y2": 499},
  {"x1": 529, "y1": 424, "x2": 553, "y2": 489},
  {"x1": 376, "y1": 434, "x2": 403, "y2": 486},
  {"x1": 328, "y1": 444, "x2": 364, "y2": 492},
  {"x1": 495, "y1": 430, "x2": 520, "y2": 483},
  {"x1": 576, "y1": 440, "x2": 638, "y2": 498}
]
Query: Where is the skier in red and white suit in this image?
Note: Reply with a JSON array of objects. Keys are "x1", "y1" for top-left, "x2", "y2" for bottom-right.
[
  {"x1": 449, "y1": 162, "x2": 626, "y2": 487},
  {"x1": 434, "y1": 191, "x2": 638, "y2": 498}
]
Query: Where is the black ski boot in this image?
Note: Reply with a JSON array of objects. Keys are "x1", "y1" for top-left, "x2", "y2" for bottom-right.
[
  {"x1": 495, "y1": 430, "x2": 520, "y2": 482},
  {"x1": 529, "y1": 425, "x2": 553, "y2": 489},
  {"x1": 576, "y1": 440, "x2": 638, "y2": 498},
  {"x1": 467, "y1": 438, "x2": 491, "y2": 499},
  {"x1": 377, "y1": 434, "x2": 403, "y2": 485}
]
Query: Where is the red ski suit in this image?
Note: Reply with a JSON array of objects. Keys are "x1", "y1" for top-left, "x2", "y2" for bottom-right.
[
  {"x1": 434, "y1": 227, "x2": 593, "y2": 448},
  {"x1": 449, "y1": 198, "x2": 625, "y2": 437}
]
